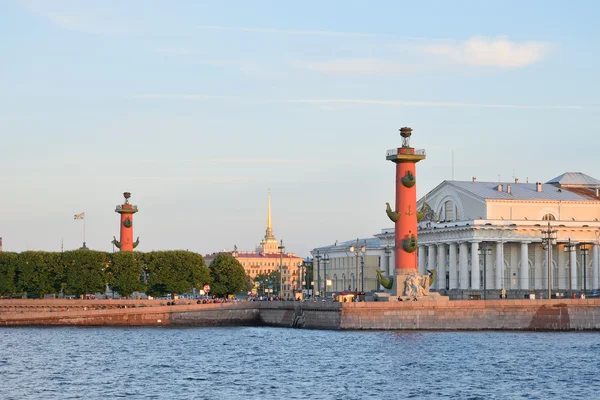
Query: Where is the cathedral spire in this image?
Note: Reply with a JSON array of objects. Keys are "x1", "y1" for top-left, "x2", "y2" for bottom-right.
[{"x1": 265, "y1": 189, "x2": 274, "y2": 239}]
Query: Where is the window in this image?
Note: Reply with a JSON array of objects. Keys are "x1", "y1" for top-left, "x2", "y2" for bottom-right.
[
  {"x1": 445, "y1": 201, "x2": 455, "y2": 221},
  {"x1": 542, "y1": 213, "x2": 556, "y2": 221}
]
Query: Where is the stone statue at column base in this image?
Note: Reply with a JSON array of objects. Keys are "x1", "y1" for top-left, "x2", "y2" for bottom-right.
[{"x1": 385, "y1": 270, "x2": 449, "y2": 301}]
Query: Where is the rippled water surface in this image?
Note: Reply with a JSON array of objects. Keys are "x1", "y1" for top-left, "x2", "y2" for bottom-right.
[{"x1": 1, "y1": 327, "x2": 599, "y2": 399}]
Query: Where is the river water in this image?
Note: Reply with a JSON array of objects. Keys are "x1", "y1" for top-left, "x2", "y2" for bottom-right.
[{"x1": 1, "y1": 327, "x2": 598, "y2": 399}]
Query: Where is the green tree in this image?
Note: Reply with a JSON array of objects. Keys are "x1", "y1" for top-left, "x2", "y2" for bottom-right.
[
  {"x1": 144, "y1": 251, "x2": 209, "y2": 297},
  {"x1": 14, "y1": 252, "x2": 62, "y2": 297},
  {"x1": 0, "y1": 252, "x2": 17, "y2": 296},
  {"x1": 252, "y1": 270, "x2": 281, "y2": 296},
  {"x1": 209, "y1": 253, "x2": 247, "y2": 297},
  {"x1": 110, "y1": 252, "x2": 144, "y2": 298},
  {"x1": 61, "y1": 250, "x2": 108, "y2": 297}
]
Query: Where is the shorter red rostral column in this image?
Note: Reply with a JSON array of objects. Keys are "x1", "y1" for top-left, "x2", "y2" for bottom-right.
[{"x1": 112, "y1": 192, "x2": 139, "y2": 252}]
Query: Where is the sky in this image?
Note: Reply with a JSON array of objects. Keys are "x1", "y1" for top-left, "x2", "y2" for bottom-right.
[{"x1": 1, "y1": 0, "x2": 600, "y2": 257}]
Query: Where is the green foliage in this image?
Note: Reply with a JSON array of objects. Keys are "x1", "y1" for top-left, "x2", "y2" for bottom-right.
[
  {"x1": 144, "y1": 251, "x2": 209, "y2": 297},
  {"x1": 0, "y1": 252, "x2": 17, "y2": 296},
  {"x1": 0, "y1": 249, "x2": 251, "y2": 299},
  {"x1": 109, "y1": 252, "x2": 144, "y2": 298},
  {"x1": 62, "y1": 250, "x2": 108, "y2": 297},
  {"x1": 15, "y1": 251, "x2": 62, "y2": 297},
  {"x1": 209, "y1": 253, "x2": 247, "y2": 297},
  {"x1": 253, "y1": 270, "x2": 282, "y2": 295}
]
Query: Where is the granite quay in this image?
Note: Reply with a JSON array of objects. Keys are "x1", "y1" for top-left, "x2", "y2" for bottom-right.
[{"x1": 2, "y1": 298, "x2": 600, "y2": 330}]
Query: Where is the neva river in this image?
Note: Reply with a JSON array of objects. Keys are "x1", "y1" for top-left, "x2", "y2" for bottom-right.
[{"x1": 1, "y1": 327, "x2": 598, "y2": 399}]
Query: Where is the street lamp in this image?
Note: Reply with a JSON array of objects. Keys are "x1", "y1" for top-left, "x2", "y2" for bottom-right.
[
  {"x1": 313, "y1": 251, "x2": 322, "y2": 298},
  {"x1": 302, "y1": 257, "x2": 311, "y2": 297},
  {"x1": 349, "y1": 239, "x2": 366, "y2": 292},
  {"x1": 322, "y1": 253, "x2": 330, "y2": 300},
  {"x1": 564, "y1": 238, "x2": 575, "y2": 298},
  {"x1": 541, "y1": 222, "x2": 557, "y2": 299},
  {"x1": 477, "y1": 244, "x2": 492, "y2": 300},
  {"x1": 278, "y1": 239, "x2": 285, "y2": 299},
  {"x1": 581, "y1": 243, "x2": 589, "y2": 295}
]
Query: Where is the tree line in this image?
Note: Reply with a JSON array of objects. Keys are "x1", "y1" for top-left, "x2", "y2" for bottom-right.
[{"x1": 0, "y1": 250, "x2": 250, "y2": 299}]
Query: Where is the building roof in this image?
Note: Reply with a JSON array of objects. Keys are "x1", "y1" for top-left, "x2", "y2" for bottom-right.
[
  {"x1": 546, "y1": 172, "x2": 600, "y2": 187},
  {"x1": 447, "y1": 180, "x2": 600, "y2": 202},
  {"x1": 313, "y1": 237, "x2": 381, "y2": 253},
  {"x1": 204, "y1": 251, "x2": 301, "y2": 260}
]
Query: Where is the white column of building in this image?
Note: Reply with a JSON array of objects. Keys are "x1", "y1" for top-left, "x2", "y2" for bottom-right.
[
  {"x1": 485, "y1": 246, "x2": 494, "y2": 291},
  {"x1": 471, "y1": 241, "x2": 480, "y2": 290},
  {"x1": 427, "y1": 244, "x2": 437, "y2": 280},
  {"x1": 459, "y1": 242, "x2": 469, "y2": 289},
  {"x1": 418, "y1": 246, "x2": 426, "y2": 276},
  {"x1": 496, "y1": 241, "x2": 503, "y2": 289},
  {"x1": 593, "y1": 243, "x2": 599, "y2": 290},
  {"x1": 449, "y1": 243, "x2": 458, "y2": 289},
  {"x1": 520, "y1": 242, "x2": 529, "y2": 290},
  {"x1": 570, "y1": 247, "x2": 578, "y2": 291},
  {"x1": 437, "y1": 244, "x2": 447, "y2": 290},
  {"x1": 534, "y1": 244, "x2": 543, "y2": 291}
]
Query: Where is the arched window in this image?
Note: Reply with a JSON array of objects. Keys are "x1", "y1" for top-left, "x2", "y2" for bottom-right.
[
  {"x1": 542, "y1": 213, "x2": 556, "y2": 221},
  {"x1": 444, "y1": 201, "x2": 455, "y2": 221}
]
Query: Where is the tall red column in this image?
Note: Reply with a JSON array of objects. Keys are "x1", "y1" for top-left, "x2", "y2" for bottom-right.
[
  {"x1": 113, "y1": 192, "x2": 139, "y2": 252},
  {"x1": 386, "y1": 128, "x2": 425, "y2": 279}
]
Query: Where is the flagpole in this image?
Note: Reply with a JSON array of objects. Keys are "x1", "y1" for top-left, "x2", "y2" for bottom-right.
[{"x1": 83, "y1": 216, "x2": 86, "y2": 244}]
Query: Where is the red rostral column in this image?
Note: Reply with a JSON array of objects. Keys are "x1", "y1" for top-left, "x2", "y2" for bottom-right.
[
  {"x1": 112, "y1": 192, "x2": 139, "y2": 252},
  {"x1": 386, "y1": 127, "x2": 425, "y2": 285}
]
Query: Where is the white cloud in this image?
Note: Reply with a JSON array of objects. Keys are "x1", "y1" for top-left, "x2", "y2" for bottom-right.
[
  {"x1": 128, "y1": 94, "x2": 222, "y2": 100},
  {"x1": 197, "y1": 25, "x2": 376, "y2": 37},
  {"x1": 285, "y1": 99, "x2": 587, "y2": 110},
  {"x1": 297, "y1": 59, "x2": 415, "y2": 75},
  {"x1": 155, "y1": 48, "x2": 192, "y2": 55},
  {"x1": 423, "y1": 36, "x2": 549, "y2": 67}
]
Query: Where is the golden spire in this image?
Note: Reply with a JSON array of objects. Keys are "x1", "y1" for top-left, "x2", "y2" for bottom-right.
[{"x1": 265, "y1": 189, "x2": 274, "y2": 239}]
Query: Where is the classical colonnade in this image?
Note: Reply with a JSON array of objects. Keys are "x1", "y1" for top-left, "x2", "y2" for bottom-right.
[{"x1": 418, "y1": 240, "x2": 600, "y2": 292}]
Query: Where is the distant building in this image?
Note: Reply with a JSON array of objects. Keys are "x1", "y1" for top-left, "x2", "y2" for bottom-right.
[
  {"x1": 205, "y1": 191, "x2": 303, "y2": 299},
  {"x1": 311, "y1": 237, "x2": 388, "y2": 296}
]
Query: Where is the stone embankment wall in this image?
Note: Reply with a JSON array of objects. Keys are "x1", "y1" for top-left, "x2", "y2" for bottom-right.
[
  {"x1": 0, "y1": 299, "x2": 260, "y2": 327},
  {"x1": 2, "y1": 299, "x2": 600, "y2": 330},
  {"x1": 340, "y1": 299, "x2": 600, "y2": 330}
]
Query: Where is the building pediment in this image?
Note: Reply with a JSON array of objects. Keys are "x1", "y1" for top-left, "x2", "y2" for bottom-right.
[{"x1": 418, "y1": 181, "x2": 485, "y2": 223}]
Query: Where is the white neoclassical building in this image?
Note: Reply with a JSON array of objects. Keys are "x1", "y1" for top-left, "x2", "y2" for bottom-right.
[
  {"x1": 314, "y1": 172, "x2": 600, "y2": 299},
  {"x1": 411, "y1": 172, "x2": 600, "y2": 299}
]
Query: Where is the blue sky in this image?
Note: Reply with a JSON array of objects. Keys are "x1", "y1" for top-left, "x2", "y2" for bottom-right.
[{"x1": 1, "y1": 0, "x2": 599, "y2": 256}]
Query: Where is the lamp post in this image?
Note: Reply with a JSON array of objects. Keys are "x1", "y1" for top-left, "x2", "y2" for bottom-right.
[
  {"x1": 581, "y1": 243, "x2": 589, "y2": 295},
  {"x1": 322, "y1": 253, "x2": 330, "y2": 300},
  {"x1": 564, "y1": 238, "x2": 575, "y2": 298},
  {"x1": 278, "y1": 239, "x2": 285, "y2": 299},
  {"x1": 313, "y1": 251, "x2": 322, "y2": 298},
  {"x1": 477, "y1": 243, "x2": 492, "y2": 300},
  {"x1": 302, "y1": 257, "x2": 311, "y2": 297},
  {"x1": 349, "y1": 239, "x2": 366, "y2": 292},
  {"x1": 541, "y1": 222, "x2": 557, "y2": 299},
  {"x1": 360, "y1": 253, "x2": 365, "y2": 292}
]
